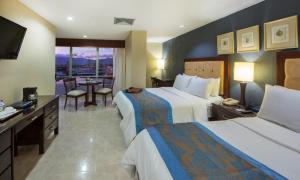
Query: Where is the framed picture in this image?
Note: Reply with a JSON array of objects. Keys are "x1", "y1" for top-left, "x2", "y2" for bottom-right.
[
  {"x1": 264, "y1": 15, "x2": 298, "y2": 51},
  {"x1": 217, "y1": 32, "x2": 234, "y2": 55},
  {"x1": 237, "y1": 25, "x2": 260, "y2": 53}
]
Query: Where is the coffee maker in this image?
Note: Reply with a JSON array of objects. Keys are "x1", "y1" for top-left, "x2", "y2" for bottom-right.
[{"x1": 23, "y1": 87, "x2": 38, "y2": 104}]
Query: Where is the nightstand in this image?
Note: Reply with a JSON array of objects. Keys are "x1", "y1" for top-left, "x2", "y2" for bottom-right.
[
  {"x1": 151, "y1": 77, "x2": 174, "y2": 87},
  {"x1": 211, "y1": 103, "x2": 256, "y2": 121}
]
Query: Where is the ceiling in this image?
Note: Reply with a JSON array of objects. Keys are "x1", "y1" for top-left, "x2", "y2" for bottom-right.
[{"x1": 20, "y1": 0, "x2": 264, "y2": 43}]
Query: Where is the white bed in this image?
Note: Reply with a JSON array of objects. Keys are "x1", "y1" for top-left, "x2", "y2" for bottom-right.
[
  {"x1": 113, "y1": 87, "x2": 223, "y2": 145},
  {"x1": 122, "y1": 117, "x2": 300, "y2": 180}
]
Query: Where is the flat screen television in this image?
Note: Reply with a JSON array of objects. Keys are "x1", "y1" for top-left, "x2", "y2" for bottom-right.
[{"x1": 0, "y1": 16, "x2": 27, "y2": 59}]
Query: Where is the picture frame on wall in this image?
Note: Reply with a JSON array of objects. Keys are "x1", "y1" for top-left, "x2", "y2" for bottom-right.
[
  {"x1": 217, "y1": 32, "x2": 234, "y2": 55},
  {"x1": 264, "y1": 15, "x2": 298, "y2": 51},
  {"x1": 237, "y1": 25, "x2": 260, "y2": 53}
]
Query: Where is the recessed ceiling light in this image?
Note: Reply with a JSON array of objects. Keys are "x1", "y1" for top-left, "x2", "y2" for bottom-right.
[
  {"x1": 83, "y1": 35, "x2": 87, "y2": 38},
  {"x1": 179, "y1": 25, "x2": 184, "y2": 28},
  {"x1": 67, "y1": 16, "x2": 73, "y2": 21}
]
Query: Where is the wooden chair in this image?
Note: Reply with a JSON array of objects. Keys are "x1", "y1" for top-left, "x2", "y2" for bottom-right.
[
  {"x1": 63, "y1": 78, "x2": 87, "y2": 110},
  {"x1": 94, "y1": 77, "x2": 115, "y2": 106}
]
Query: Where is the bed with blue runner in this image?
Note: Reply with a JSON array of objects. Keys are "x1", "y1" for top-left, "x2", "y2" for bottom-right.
[
  {"x1": 147, "y1": 123, "x2": 286, "y2": 180},
  {"x1": 123, "y1": 89, "x2": 173, "y2": 134}
]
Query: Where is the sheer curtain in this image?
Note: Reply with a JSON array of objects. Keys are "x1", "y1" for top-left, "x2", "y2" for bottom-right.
[{"x1": 113, "y1": 48, "x2": 126, "y2": 94}]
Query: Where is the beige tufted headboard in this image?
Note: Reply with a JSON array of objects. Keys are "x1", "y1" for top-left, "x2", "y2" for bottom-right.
[
  {"x1": 285, "y1": 59, "x2": 300, "y2": 90},
  {"x1": 184, "y1": 55, "x2": 230, "y2": 97},
  {"x1": 277, "y1": 51, "x2": 300, "y2": 90}
]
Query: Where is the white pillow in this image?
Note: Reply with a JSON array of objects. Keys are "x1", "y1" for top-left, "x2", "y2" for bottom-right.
[
  {"x1": 182, "y1": 73, "x2": 196, "y2": 79},
  {"x1": 173, "y1": 74, "x2": 182, "y2": 90},
  {"x1": 182, "y1": 74, "x2": 197, "y2": 87},
  {"x1": 257, "y1": 84, "x2": 300, "y2": 133},
  {"x1": 184, "y1": 77, "x2": 212, "y2": 99},
  {"x1": 173, "y1": 74, "x2": 192, "y2": 90},
  {"x1": 210, "y1": 78, "x2": 220, "y2": 96}
]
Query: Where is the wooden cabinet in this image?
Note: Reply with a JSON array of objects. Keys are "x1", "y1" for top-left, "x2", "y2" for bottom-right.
[
  {"x1": 0, "y1": 129, "x2": 13, "y2": 180},
  {"x1": 0, "y1": 95, "x2": 59, "y2": 180},
  {"x1": 44, "y1": 98, "x2": 59, "y2": 116},
  {"x1": 0, "y1": 130, "x2": 11, "y2": 153},
  {"x1": 211, "y1": 103, "x2": 256, "y2": 121},
  {"x1": 44, "y1": 120, "x2": 58, "y2": 138},
  {"x1": 44, "y1": 97, "x2": 59, "y2": 136},
  {"x1": 15, "y1": 109, "x2": 43, "y2": 134},
  {"x1": 0, "y1": 166, "x2": 12, "y2": 180},
  {"x1": 44, "y1": 109, "x2": 58, "y2": 130},
  {"x1": 15, "y1": 96, "x2": 59, "y2": 155}
]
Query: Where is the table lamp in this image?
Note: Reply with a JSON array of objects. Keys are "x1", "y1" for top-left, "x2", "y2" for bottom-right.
[{"x1": 234, "y1": 62, "x2": 254, "y2": 108}]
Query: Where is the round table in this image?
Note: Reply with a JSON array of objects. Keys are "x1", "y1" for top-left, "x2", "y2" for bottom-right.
[{"x1": 78, "y1": 80, "x2": 102, "y2": 106}]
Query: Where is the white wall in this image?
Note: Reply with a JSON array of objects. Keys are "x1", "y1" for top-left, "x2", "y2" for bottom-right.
[
  {"x1": 125, "y1": 32, "x2": 133, "y2": 88},
  {"x1": 147, "y1": 43, "x2": 163, "y2": 87},
  {"x1": 125, "y1": 31, "x2": 147, "y2": 88},
  {"x1": 0, "y1": 0, "x2": 56, "y2": 104}
]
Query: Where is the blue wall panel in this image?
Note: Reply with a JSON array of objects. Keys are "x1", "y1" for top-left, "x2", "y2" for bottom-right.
[{"x1": 163, "y1": 0, "x2": 300, "y2": 106}]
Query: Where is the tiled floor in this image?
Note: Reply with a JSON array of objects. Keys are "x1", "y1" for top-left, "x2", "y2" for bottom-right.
[{"x1": 14, "y1": 97, "x2": 132, "y2": 180}]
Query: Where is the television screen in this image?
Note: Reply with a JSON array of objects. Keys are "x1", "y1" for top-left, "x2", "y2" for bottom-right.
[{"x1": 0, "y1": 16, "x2": 27, "y2": 59}]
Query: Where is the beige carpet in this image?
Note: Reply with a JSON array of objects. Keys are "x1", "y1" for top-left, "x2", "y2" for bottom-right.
[{"x1": 15, "y1": 96, "x2": 132, "y2": 180}]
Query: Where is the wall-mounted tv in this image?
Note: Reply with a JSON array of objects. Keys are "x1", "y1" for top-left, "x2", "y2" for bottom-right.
[{"x1": 0, "y1": 16, "x2": 27, "y2": 59}]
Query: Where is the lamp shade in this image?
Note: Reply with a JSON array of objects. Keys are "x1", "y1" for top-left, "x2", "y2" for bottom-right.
[
  {"x1": 157, "y1": 59, "x2": 165, "y2": 70},
  {"x1": 234, "y1": 62, "x2": 254, "y2": 82}
]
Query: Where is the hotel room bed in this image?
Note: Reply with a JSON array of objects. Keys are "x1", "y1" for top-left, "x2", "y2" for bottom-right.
[
  {"x1": 122, "y1": 52, "x2": 300, "y2": 180},
  {"x1": 114, "y1": 56, "x2": 230, "y2": 145},
  {"x1": 114, "y1": 87, "x2": 223, "y2": 145},
  {"x1": 122, "y1": 117, "x2": 300, "y2": 180}
]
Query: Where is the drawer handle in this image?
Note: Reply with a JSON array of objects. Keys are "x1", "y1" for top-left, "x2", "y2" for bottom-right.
[
  {"x1": 28, "y1": 116, "x2": 38, "y2": 122},
  {"x1": 49, "y1": 125, "x2": 56, "y2": 131},
  {"x1": 51, "y1": 105, "x2": 57, "y2": 109},
  {"x1": 222, "y1": 114, "x2": 231, "y2": 120},
  {"x1": 0, "y1": 123, "x2": 6, "y2": 127}
]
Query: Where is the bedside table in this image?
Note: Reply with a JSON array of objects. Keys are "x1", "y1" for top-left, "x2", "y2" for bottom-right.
[
  {"x1": 151, "y1": 77, "x2": 174, "y2": 87},
  {"x1": 211, "y1": 103, "x2": 256, "y2": 121}
]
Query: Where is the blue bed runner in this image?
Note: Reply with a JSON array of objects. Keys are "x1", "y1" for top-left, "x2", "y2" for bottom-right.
[
  {"x1": 147, "y1": 123, "x2": 286, "y2": 180},
  {"x1": 123, "y1": 89, "x2": 173, "y2": 134}
]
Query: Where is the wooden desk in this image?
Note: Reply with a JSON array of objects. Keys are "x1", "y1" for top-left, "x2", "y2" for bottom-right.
[
  {"x1": 151, "y1": 77, "x2": 174, "y2": 87},
  {"x1": 0, "y1": 95, "x2": 59, "y2": 180}
]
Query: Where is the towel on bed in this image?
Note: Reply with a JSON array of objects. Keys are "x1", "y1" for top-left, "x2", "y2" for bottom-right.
[
  {"x1": 123, "y1": 89, "x2": 173, "y2": 133},
  {"x1": 147, "y1": 123, "x2": 286, "y2": 180}
]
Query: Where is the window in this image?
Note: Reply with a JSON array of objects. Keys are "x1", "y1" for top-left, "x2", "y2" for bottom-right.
[
  {"x1": 72, "y1": 47, "x2": 97, "y2": 76},
  {"x1": 55, "y1": 47, "x2": 70, "y2": 78},
  {"x1": 99, "y1": 48, "x2": 113, "y2": 76},
  {"x1": 55, "y1": 47, "x2": 114, "y2": 78}
]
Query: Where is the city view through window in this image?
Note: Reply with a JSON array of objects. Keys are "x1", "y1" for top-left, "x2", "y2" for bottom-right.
[
  {"x1": 55, "y1": 47, "x2": 113, "y2": 79},
  {"x1": 55, "y1": 47, "x2": 70, "y2": 77},
  {"x1": 72, "y1": 47, "x2": 97, "y2": 76}
]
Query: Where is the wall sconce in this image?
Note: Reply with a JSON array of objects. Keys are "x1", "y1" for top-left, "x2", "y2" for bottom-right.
[{"x1": 157, "y1": 59, "x2": 165, "y2": 70}]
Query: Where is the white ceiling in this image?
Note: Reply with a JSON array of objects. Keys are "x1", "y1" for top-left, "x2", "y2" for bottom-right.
[{"x1": 20, "y1": 0, "x2": 264, "y2": 43}]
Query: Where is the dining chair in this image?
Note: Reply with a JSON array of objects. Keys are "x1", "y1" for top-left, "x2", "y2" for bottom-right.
[
  {"x1": 63, "y1": 77, "x2": 87, "y2": 110},
  {"x1": 94, "y1": 77, "x2": 115, "y2": 106}
]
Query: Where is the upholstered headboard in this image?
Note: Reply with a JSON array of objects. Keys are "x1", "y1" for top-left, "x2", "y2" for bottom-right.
[
  {"x1": 277, "y1": 51, "x2": 300, "y2": 90},
  {"x1": 184, "y1": 55, "x2": 230, "y2": 97}
]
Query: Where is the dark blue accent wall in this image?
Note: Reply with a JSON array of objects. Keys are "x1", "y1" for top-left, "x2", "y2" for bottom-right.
[{"x1": 162, "y1": 0, "x2": 300, "y2": 106}]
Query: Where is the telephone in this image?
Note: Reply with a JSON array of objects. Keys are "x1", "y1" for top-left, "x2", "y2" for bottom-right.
[{"x1": 223, "y1": 98, "x2": 239, "y2": 106}]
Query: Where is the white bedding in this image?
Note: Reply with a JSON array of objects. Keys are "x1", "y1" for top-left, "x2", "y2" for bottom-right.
[
  {"x1": 113, "y1": 87, "x2": 223, "y2": 145},
  {"x1": 122, "y1": 117, "x2": 300, "y2": 180}
]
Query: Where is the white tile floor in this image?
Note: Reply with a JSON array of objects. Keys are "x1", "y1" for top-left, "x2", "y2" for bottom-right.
[{"x1": 15, "y1": 97, "x2": 132, "y2": 180}]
